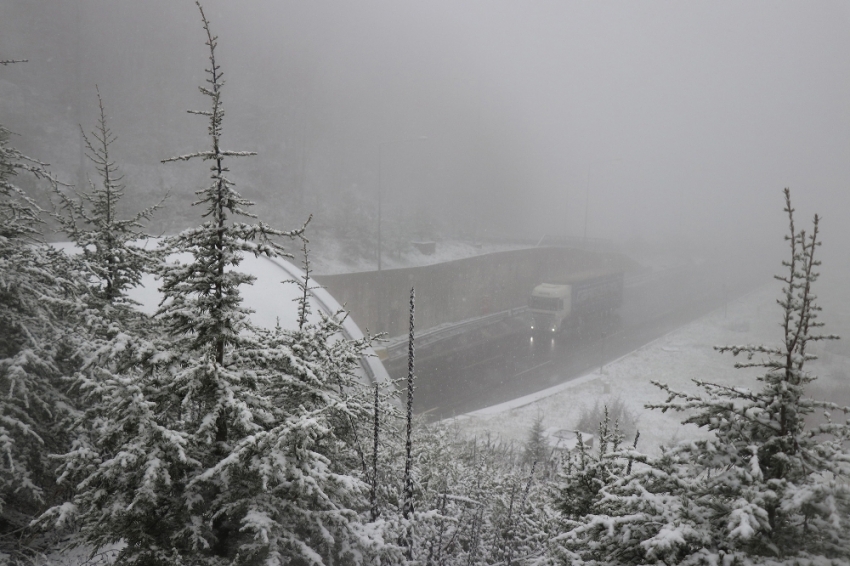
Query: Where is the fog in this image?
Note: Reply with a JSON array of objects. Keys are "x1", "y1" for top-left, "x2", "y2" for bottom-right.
[{"x1": 3, "y1": 1, "x2": 850, "y2": 262}]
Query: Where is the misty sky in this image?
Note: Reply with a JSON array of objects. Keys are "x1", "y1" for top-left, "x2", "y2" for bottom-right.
[{"x1": 2, "y1": 1, "x2": 849, "y2": 259}]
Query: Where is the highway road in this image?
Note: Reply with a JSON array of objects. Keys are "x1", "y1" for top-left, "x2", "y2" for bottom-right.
[{"x1": 383, "y1": 261, "x2": 768, "y2": 420}]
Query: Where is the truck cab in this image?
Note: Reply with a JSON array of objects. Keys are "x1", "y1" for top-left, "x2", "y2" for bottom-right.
[
  {"x1": 529, "y1": 283, "x2": 572, "y2": 333},
  {"x1": 529, "y1": 272, "x2": 624, "y2": 335}
]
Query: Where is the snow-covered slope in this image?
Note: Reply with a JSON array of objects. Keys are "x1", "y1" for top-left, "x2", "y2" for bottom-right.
[{"x1": 454, "y1": 276, "x2": 850, "y2": 455}]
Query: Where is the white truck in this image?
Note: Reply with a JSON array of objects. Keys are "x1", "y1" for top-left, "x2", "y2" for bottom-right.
[{"x1": 529, "y1": 271, "x2": 624, "y2": 334}]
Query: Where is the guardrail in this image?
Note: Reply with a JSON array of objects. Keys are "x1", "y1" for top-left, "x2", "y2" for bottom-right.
[{"x1": 376, "y1": 306, "x2": 529, "y2": 362}]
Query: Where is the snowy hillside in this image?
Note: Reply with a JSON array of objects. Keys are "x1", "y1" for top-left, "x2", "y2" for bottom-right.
[{"x1": 455, "y1": 273, "x2": 850, "y2": 455}]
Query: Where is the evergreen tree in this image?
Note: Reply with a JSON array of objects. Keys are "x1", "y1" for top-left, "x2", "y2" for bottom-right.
[
  {"x1": 555, "y1": 408, "x2": 633, "y2": 523},
  {"x1": 40, "y1": 5, "x2": 381, "y2": 564},
  {"x1": 229, "y1": 283, "x2": 378, "y2": 565},
  {"x1": 1, "y1": 122, "x2": 47, "y2": 242},
  {"x1": 555, "y1": 189, "x2": 850, "y2": 566},
  {"x1": 54, "y1": 87, "x2": 164, "y2": 307},
  {"x1": 32, "y1": 91, "x2": 169, "y2": 566},
  {"x1": 0, "y1": 64, "x2": 86, "y2": 561},
  {"x1": 522, "y1": 414, "x2": 550, "y2": 470}
]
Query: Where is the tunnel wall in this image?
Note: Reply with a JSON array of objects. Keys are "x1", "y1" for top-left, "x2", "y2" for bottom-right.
[{"x1": 314, "y1": 247, "x2": 638, "y2": 338}]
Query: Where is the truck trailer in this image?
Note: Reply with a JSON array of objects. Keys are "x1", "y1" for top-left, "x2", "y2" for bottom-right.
[{"x1": 529, "y1": 271, "x2": 624, "y2": 334}]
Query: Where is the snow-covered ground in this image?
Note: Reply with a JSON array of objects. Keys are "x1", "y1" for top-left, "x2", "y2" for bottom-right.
[{"x1": 452, "y1": 275, "x2": 850, "y2": 456}]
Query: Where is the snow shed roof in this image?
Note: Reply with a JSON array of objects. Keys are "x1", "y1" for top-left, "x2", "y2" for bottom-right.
[{"x1": 52, "y1": 241, "x2": 390, "y2": 386}]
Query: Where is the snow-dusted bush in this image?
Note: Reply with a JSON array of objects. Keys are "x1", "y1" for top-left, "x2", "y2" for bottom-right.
[
  {"x1": 554, "y1": 407, "x2": 638, "y2": 525},
  {"x1": 366, "y1": 414, "x2": 556, "y2": 566},
  {"x1": 575, "y1": 396, "x2": 638, "y2": 440}
]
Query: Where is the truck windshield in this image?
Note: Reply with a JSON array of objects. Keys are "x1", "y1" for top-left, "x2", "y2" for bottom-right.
[{"x1": 529, "y1": 296, "x2": 563, "y2": 311}]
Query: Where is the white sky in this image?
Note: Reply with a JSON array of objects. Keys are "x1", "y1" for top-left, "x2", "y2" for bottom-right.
[{"x1": 5, "y1": 1, "x2": 850, "y2": 259}]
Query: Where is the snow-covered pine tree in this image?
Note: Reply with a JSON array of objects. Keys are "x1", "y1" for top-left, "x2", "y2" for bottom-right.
[
  {"x1": 41, "y1": 5, "x2": 386, "y2": 564},
  {"x1": 31, "y1": 93, "x2": 170, "y2": 564},
  {"x1": 0, "y1": 114, "x2": 48, "y2": 242},
  {"x1": 554, "y1": 408, "x2": 632, "y2": 523},
  {"x1": 522, "y1": 414, "x2": 550, "y2": 470},
  {"x1": 231, "y1": 269, "x2": 379, "y2": 564},
  {"x1": 0, "y1": 63, "x2": 87, "y2": 561},
  {"x1": 555, "y1": 189, "x2": 850, "y2": 566},
  {"x1": 54, "y1": 87, "x2": 164, "y2": 308},
  {"x1": 42, "y1": 91, "x2": 167, "y2": 554}
]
